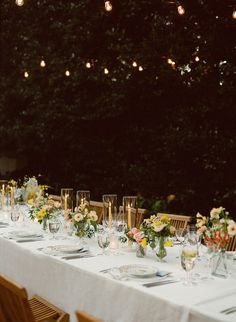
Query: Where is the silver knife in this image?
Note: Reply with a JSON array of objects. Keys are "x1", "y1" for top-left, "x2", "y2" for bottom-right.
[
  {"x1": 62, "y1": 254, "x2": 94, "y2": 260},
  {"x1": 16, "y1": 238, "x2": 44, "y2": 243},
  {"x1": 143, "y1": 279, "x2": 179, "y2": 288}
]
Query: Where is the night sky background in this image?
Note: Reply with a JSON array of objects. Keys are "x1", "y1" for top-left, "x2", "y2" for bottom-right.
[{"x1": 1, "y1": 0, "x2": 236, "y2": 216}]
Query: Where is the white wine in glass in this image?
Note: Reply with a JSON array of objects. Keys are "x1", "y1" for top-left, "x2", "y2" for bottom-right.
[{"x1": 181, "y1": 245, "x2": 198, "y2": 286}]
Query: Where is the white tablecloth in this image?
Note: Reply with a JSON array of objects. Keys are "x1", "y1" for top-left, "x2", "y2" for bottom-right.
[{"x1": 1, "y1": 217, "x2": 236, "y2": 322}]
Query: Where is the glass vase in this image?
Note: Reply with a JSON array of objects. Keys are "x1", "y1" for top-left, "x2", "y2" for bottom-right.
[
  {"x1": 136, "y1": 244, "x2": 146, "y2": 258},
  {"x1": 42, "y1": 219, "x2": 48, "y2": 232},
  {"x1": 155, "y1": 236, "x2": 167, "y2": 261},
  {"x1": 212, "y1": 249, "x2": 228, "y2": 278}
]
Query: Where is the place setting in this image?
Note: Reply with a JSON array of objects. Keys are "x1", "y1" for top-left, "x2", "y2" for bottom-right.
[
  {"x1": 100, "y1": 263, "x2": 179, "y2": 286},
  {"x1": 37, "y1": 244, "x2": 94, "y2": 260},
  {"x1": 3, "y1": 230, "x2": 45, "y2": 243}
]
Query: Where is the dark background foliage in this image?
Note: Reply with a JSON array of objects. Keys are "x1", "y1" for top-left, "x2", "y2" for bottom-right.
[{"x1": 0, "y1": 0, "x2": 236, "y2": 216}]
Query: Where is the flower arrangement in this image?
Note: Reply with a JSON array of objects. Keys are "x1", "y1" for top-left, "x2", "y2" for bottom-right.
[
  {"x1": 125, "y1": 227, "x2": 148, "y2": 255},
  {"x1": 196, "y1": 207, "x2": 236, "y2": 251},
  {"x1": 140, "y1": 214, "x2": 176, "y2": 249},
  {"x1": 29, "y1": 194, "x2": 62, "y2": 228},
  {"x1": 65, "y1": 202, "x2": 98, "y2": 238},
  {"x1": 14, "y1": 176, "x2": 48, "y2": 204}
]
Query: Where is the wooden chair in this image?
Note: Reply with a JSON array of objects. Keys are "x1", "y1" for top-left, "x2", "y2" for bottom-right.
[
  {"x1": 90, "y1": 200, "x2": 104, "y2": 224},
  {"x1": 76, "y1": 309, "x2": 102, "y2": 322},
  {"x1": 227, "y1": 235, "x2": 236, "y2": 251},
  {"x1": 48, "y1": 194, "x2": 61, "y2": 202},
  {"x1": 157, "y1": 213, "x2": 192, "y2": 230},
  {"x1": 0, "y1": 274, "x2": 69, "y2": 322}
]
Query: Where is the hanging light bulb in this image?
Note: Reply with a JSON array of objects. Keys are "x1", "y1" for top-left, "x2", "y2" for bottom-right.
[
  {"x1": 86, "y1": 62, "x2": 91, "y2": 69},
  {"x1": 177, "y1": 5, "x2": 185, "y2": 15},
  {"x1": 24, "y1": 71, "x2": 29, "y2": 78},
  {"x1": 167, "y1": 58, "x2": 173, "y2": 64},
  {"x1": 105, "y1": 1, "x2": 112, "y2": 12},
  {"x1": 65, "y1": 70, "x2": 70, "y2": 77},
  {"x1": 195, "y1": 56, "x2": 200, "y2": 62},
  {"x1": 138, "y1": 66, "x2": 143, "y2": 71},
  {"x1": 16, "y1": 0, "x2": 24, "y2": 6},
  {"x1": 132, "y1": 61, "x2": 137, "y2": 67},
  {"x1": 104, "y1": 68, "x2": 109, "y2": 74},
  {"x1": 233, "y1": 10, "x2": 236, "y2": 19},
  {"x1": 40, "y1": 60, "x2": 46, "y2": 68}
]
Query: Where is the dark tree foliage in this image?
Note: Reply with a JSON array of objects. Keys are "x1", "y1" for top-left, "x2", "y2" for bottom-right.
[{"x1": 0, "y1": 0, "x2": 236, "y2": 215}]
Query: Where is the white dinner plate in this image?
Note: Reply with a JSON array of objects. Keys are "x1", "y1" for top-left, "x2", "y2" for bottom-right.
[
  {"x1": 41, "y1": 245, "x2": 86, "y2": 255},
  {"x1": 119, "y1": 264, "x2": 159, "y2": 278},
  {"x1": 8, "y1": 230, "x2": 42, "y2": 238}
]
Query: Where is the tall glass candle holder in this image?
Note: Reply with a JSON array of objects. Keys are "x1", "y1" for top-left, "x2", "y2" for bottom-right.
[
  {"x1": 1, "y1": 183, "x2": 5, "y2": 210},
  {"x1": 123, "y1": 196, "x2": 137, "y2": 230},
  {"x1": 102, "y1": 194, "x2": 117, "y2": 230},
  {"x1": 61, "y1": 188, "x2": 74, "y2": 212},
  {"x1": 76, "y1": 190, "x2": 90, "y2": 208}
]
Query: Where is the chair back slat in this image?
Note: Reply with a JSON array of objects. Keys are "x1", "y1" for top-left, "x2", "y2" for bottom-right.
[
  {"x1": 0, "y1": 275, "x2": 35, "y2": 322},
  {"x1": 227, "y1": 235, "x2": 236, "y2": 251},
  {"x1": 76, "y1": 309, "x2": 102, "y2": 322}
]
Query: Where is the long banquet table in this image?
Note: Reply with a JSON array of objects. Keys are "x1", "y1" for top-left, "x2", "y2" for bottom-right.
[{"x1": 1, "y1": 216, "x2": 236, "y2": 322}]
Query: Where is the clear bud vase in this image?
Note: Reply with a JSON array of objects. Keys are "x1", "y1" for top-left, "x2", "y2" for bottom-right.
[
  {"x1": 136, "y1": 244, "x2": 146, "y2": 258},
  {"x1": 155, "y1": 236, "x2": 167, "y2": 262},
  {"x1": 212, "y1": 249, "x2": 228, "y2": 278}
]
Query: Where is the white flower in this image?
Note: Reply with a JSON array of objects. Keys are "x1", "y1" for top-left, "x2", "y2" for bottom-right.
[
  {"x1": 74, "y1": 213, "x2": 83, "y2": 222},
  {"x1": 88, "y1": 211, "x2": 98, "y2": 222},
  {"x1": 228, "y1": 222, "x2": 236, "y2": 236},
  {"x1": 210, "y1": 207, "x2": 224, "y2": 219}
]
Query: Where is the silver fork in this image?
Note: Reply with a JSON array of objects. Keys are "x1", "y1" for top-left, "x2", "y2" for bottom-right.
[{"x1": 220, "y1": 306, "x2": 236, "y2": 314}]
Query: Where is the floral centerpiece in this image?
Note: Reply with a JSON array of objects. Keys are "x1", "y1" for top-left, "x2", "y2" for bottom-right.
[
  {"x1": 196, "y1": 207, "x2": 236, "y2": 277},
  {"x1": 141, "y1": 214, "x2": 176, "y2": 260},
  {"x1": 29, "y1": 194, "x2": 62, "y2": 229},
  {"x1": 65, "y1": 202, "x2": 98, "y2": 238},
  {"x1": 196, "y1": 207, "x2": 236, "y2": 251},
  {"x1": 125, "y1": 227, "x2": 147, "y2": 257},
  {"x1": 14, "y1": 176, "x2": 47, "y2": 204}
]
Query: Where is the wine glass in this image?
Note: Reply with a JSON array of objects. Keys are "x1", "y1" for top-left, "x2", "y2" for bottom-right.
[
  {"x1": 175, "y1": 228, "x2": 188, "y2": 244},
  {"x1": 10, "y1": 209, "x2": 20, "y2": 226},
  {"x1": 181, "y1": 244, "x2": 198, "y2": 286},
  {"x1": 48, "y1": 218, "x2": 61, "y2": 239},
  {"x1": 97, "y1": 228, "x2": 110, "y2": 255}
]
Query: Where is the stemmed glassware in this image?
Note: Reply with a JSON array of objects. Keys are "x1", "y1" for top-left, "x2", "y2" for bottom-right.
[
  {"x1": 10, "y1": 208, "x2": 20, "y2": 226},
  {"x1": 48, "y1": 218, "x2": 61, "y2": 239},
  {"x1": 175, "y1": 228, "x2": 188, "y2": 244},
  {"x1": 97, "y1": 226, "x2": 110, "y2": 255},
  {"x1": 181, "y1": 243, "x2": 198, "y2": 286}
]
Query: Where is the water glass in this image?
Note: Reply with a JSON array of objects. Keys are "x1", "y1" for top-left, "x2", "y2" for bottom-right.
[
  {"x1": 97, "y1": 229, "x2": 110, "y2": 255},
  {"x1": 49, "y1": 219, "x2": 61, "y2": 239},
  {"x1": 181, "y1": 244, "x2": 198, "y2": 286},
  {"x1": 10, "y1": 209, "x2": 20, "y2": 226}
]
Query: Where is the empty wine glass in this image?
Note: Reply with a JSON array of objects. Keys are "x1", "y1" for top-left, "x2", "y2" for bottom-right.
[
  {"x1": 48, "y1": 218, "x2": 61, "y2": 239},
  {"x1": 181, "y1": 244, "x2": 198, "y2": 286},
  {"x1": 10, "y1": 209, "x2": 20, "y2": 226},
  {"x1": 176, "y1": 228, "x2": 188, "y2": 244},
  {"x1": 97, "y1": 229, "x2": 110, "y2": 255}
]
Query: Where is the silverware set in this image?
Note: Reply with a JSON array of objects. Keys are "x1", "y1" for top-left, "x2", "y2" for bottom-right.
[
  {"x1": 142, "y1": 279, "x2": 179, "y2": 288},
  {"x1": 220, "y1": 306, "x2": 236, "y2": 315}
]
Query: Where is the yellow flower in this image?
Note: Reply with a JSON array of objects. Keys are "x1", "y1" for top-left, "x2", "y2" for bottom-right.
[
  {"x1": 164, "y1": 240, "x2": 173, "y2": 247},
  {"x1": 161, "y1": 215, "x2": 170, "y2": 223},
  {"x1": 36, "y1": 209, "x2": 46, "y2": 220},
  {"x1": 28, "y1": 198, "x2": 34, "y2": 206},
  {"x1": 141, "y1": 238, "x2": 147, "y2": 248}
]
